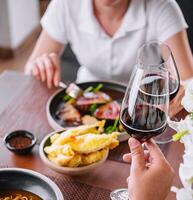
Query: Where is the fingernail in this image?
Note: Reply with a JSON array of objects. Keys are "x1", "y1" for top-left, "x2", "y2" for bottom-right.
[
  {"x1": 54, "y1": 81, "x2": 59, "y2": 87},
  {"x1": 129, "y1": 138, "x2": 140, "y2": 148}
]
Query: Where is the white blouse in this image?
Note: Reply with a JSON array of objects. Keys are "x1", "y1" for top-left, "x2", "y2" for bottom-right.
[{"x1": 41, "y1": 0, "x2": 188, "y2": 83}]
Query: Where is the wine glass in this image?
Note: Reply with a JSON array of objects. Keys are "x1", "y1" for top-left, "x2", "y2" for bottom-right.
[
  {"x1": 120, "y1": 65, "x2": 170, "y2": 142},
  {"x1": 110, "y1": 66, "x2": 169, "y2": 200},
  {"x1": 137, "y1": 41, "x2": 180, "y2": 143},
  {"x1": 137, "y1": 41, "x2": 180, "y2": 100}
]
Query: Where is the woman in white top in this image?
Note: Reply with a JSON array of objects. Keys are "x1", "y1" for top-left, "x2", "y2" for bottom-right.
[
  {"x1": 25, "y1": 1, "x2": 178, "y2": 199},
  {"x1": 25, "y1": 0, "x2": 193, "y2": 88}
]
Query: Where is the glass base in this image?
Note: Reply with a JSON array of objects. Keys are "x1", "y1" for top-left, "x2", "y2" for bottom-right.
[
  {"x1": 154, "y1": 117, "x2": 178, "y2": 144},
  {"x1": 154, "y1": 130, "x2": 172, "y2": 144},
  {"x1": 110, "y1": 188, "x2": 129, "y2": 200}
]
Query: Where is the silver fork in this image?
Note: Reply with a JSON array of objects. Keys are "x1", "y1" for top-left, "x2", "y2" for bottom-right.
[{"x1": 58, "y1": 82, "x2": 83, "y2": 99}]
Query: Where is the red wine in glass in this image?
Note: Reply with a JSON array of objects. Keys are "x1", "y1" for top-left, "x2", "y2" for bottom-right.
[
  {"x1": 120, "y1": 105, "x2": 167, "y2": 142},
  {"x1": 169, "y1": 77, "x2": 179, "y2": 100},
  {"x1": 120, "y1": 67, "x2": 169, "y2": 142}
]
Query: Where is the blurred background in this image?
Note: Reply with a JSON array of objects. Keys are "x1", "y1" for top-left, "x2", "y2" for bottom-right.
[{"x1": 0, "y1": 0, "x2": 192, "y2": 81}]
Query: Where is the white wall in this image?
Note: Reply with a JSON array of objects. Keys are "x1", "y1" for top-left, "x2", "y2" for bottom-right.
[
  {"x1": 0, "y1": 0, "x2": 40, "y2": 49},
  {"x1": 0, "y1": 0, "x2": 11, "y2": 47}
]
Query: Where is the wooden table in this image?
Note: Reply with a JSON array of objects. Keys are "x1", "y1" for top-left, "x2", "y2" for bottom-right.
[{"x1": 0, "y1": 70, "x2": 186, "y2": 200}]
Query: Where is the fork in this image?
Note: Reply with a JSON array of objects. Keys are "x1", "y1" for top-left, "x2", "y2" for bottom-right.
[{"x1": 58, "y1": 82, "x2": 83, "y2": 99}]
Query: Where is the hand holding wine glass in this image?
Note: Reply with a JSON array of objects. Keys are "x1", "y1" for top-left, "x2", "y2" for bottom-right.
[
  {"x1": 110, "y1": 65, "x2": 170, "y2": 200},
  {"x1": 123, "y1": 138, "x2": 174, "y2": 200},
  {"x1": 111, "y1": 41, "x2": 175, "y2": 199}
]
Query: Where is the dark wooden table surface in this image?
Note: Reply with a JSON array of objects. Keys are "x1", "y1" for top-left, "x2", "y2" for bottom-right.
[{"x1": 0, "y1": 70, "x2": 186, "y2": 200}]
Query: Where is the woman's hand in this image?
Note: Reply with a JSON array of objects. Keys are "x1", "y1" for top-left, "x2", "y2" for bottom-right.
[
  {"x1": 123, "y1": 138, "x2": 174, "y2": 200},
  {"x1": 25, "y1": 53, "x2": 61, "y2": 89}
]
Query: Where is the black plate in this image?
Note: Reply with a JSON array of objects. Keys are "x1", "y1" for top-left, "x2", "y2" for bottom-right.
[
  {"x1": 48, "y1": 81, "x2": 126, "y2": 129},
  {"x1": 0, "y1": 168, "x2": 63, "y2": 200}
]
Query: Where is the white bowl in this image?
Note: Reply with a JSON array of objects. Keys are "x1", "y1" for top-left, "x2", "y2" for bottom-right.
[{"x1": 39, "y1": 131, "x2": 109, "y2": 176}]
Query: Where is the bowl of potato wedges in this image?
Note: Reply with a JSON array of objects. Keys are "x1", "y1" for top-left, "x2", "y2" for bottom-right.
[{"x1": 39, "y1": 120, "x2": 120, "y2": 175}]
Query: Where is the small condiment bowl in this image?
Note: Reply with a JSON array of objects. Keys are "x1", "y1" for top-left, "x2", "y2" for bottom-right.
[{"x1": 3, "y1": 130, "x2": 37, "y2": 154}]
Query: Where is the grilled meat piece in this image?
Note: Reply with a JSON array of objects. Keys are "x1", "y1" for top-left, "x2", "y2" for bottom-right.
[
  {"x1": 94, "y1": 101, "x2": 120, "y2": 120},
  {"x1": 77, "y1": 92, "x2": 111, "y2": 105},
  {"x1": 58, "y1": 104, "x2": 81, "y2": 123},
  {"x1": 76, "y1": 91, "x2": 111, "y2": 112}
]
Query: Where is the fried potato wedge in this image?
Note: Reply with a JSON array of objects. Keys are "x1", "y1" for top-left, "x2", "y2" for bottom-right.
[
  {"x1": 67, "y1": 154, "x2": 82, "y2": 167},
  {"x1": 81, "y1": 148, "x2": 108, "y2": 166},
  {"x1": 44, "y1": 144, "x2": 74, "y2": 157},
  {"x1": 53, "y1": 120, "x2": 106, "y2": 145},
  {"x1": 50, "y1": 133, "x2": 60, "y2": 143},
  {"x1": 48, "y1": 154, "x2": 74, "y2": 166},
  {"x1": 68, "y1": 132, "x2": 119, "y2": 154}
]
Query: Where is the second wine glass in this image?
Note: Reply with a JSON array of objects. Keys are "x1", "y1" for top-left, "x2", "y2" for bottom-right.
[
  {"x1": 137, "y1": 41, "x2": 180, "y2": 143},
  {"x1": 137, "y1": 41, "x2": 180, "y2": 100}
]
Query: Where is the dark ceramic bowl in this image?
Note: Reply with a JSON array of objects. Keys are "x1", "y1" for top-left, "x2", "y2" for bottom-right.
[
  {"x1": 3, "y1": 130, "x2": 37, "y2": 154},
  {"x1": 47, "y1": 81, "x2": 126, "y2": 130},
  {"x1": 0, "y1": 168, "x2": 64, "y2": 200},
  {"x1": 46, "y1": 81, "x2": 130, "y2": 142}
]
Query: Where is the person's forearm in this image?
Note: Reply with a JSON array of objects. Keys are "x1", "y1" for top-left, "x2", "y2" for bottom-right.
[
  {"x1": 27, "y1": 30, "x2": 64, "y2": 63},
  {"x1": 166, "y1": 30, "x2": 193, "y2": 80},
  {"x1": 25, "y1": 30, "x2": 64, "y2": 88}
]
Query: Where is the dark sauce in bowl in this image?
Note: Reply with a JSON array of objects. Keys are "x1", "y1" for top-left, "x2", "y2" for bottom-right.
[
  {"x1": 8, "y1": 135, "x2": 32, "y2": 149},
  {"x1": 4, "y1": 130, "x2": 37, "y2": 154}
]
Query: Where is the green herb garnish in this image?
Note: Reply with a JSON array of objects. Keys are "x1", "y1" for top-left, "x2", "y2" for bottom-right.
[
  {"x1": 84, "y1": 84, "x2": 103, "y2": 93},
  {"x1": 105, "y1": 125, "x2": 114, "y2": 134},
  {"x1": 63, "y1": 94, "x2": 72, "y2": 102},
  {"x1": 112, "y1": 118, "x2": 119, "y2": 130},
  {"x1": 190, "y1": 112, "x2": 193, "y2": 120},
  {"x1": 84, "y1": 86, "x2": 94, "y2": 93},
  {"x1": 93, "y1": 84, "x2": 103, "y2": 92},
  {"x1": 188, "y1": 177, "x2": 193, "y2": 184},
  {"x1": 172, "y1": 130, "x2": 189, "y2": 142},
  {"x1": 89, "y1": 104, "x2": 98, "y2": 113},
  {"x1": 105, "y1": 118, "x2": 119, "y2": 134}
]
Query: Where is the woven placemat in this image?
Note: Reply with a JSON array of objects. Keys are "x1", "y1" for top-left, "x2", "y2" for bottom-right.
[
  {"x1": 0, "y1": 166, "x2": 111, "y2": 200},
  {"x1": 108, "y1": 129, "x2": 173, "y2": 163},
  {"x1": 49, "y1": 175, "x2": 111, "y2": 200},
  {"x1": 108, "y1": 141, "x2": 129, "y2": 163}
]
